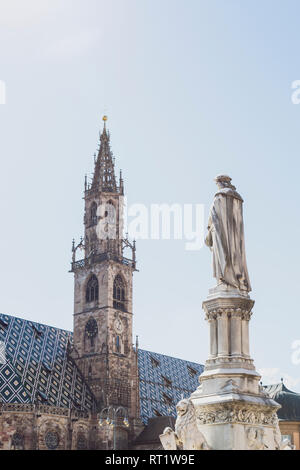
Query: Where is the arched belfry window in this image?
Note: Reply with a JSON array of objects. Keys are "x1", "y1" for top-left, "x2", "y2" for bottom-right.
[
  {"x1": 113, "y1": 275, "x2": 126, "y2": 311},
  {"x1": 116, "y1": 335, "x2": 120, "y2": 353},
  {"x1": 105, "y1": 200, "x2": 116, "y2": 224},
  {"x1": 90, "y1": 202, "x2": 97, "y2": 226},
  {"x1": 86, "y1": 275, "x2": 99, "y2": 303}
]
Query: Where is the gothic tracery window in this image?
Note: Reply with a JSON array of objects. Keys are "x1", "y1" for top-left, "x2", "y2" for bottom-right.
[
  {"x1": 113, "y1": 275, "x2": 126, "y2": 311},
  {"x1": 85, "y1": 318, "x2": 98, "y2": 347},
  {"x1": 86, "y1": 275, "x2": 99, "y2": 303},
  {"x1": 45, "y1": 431, "x2": 59, "y2": 450},
  {"x1": 116, "y1": 335, "x2": 120, "y2": 353},
  {"x1": 105, "y1": 200, "x2": 116, "y2": 224},
  {"x1": 90, "y1": 202, "x2": 97, "y2": 226}
]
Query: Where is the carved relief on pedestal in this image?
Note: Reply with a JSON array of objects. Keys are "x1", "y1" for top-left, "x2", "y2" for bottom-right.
[
  {"x1": 196, "y1": 404, "x2": 278, "y2": 427},
  {"x1": 246, "y1": 427, "x2": 268, "y2": 450}
]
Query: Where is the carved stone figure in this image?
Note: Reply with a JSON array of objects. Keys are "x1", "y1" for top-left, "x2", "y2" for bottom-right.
[
  {"x1": 159, "y1": 399, "x2": 210, "y2": 450},
  {"x1": 205, "y1": 175, "x2": 251, "y2": 293},
  {"x1": 273, "y1": 415, "x2": 295, "y2": 450},
  {"x1": 159, "y1": 427, "x2": 177, "y2": 450},
  {"x1": 247, "y1": 427, "x2": 268, "y2": 450}
]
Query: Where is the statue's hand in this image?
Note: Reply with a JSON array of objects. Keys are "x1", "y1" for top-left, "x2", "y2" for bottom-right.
[{"x1": 205, "y1": 231, "x2": 212, "y2": 247}]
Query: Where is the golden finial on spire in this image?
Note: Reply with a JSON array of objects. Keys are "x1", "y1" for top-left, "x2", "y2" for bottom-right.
[{"x1": 102, "y1": 115, "x2": 108, "y2": 131}]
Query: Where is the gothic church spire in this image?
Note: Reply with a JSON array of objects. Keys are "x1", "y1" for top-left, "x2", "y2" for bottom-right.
[{"x1": 92, "y1": 116, "x2": 117, "y2": 192}]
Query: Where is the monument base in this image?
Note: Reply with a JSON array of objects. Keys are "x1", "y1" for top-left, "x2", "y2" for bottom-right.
[
  {"x1": 191, "y1": 386, "x2": 281, "y2": 450},
  {"x1": 189, "y1": 289, "x2": 282, "y2": 450},
  {"x1": 160, "y1": 288, "x2": 288, "y2": 450}
]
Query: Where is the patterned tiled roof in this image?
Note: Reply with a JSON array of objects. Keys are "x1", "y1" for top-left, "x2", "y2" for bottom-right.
[
  {"x1": 0, "y1": 314, "x2": 204, "y2": 422},
  {"x1": 0, "y1": 314, "x2": 96, "y2": 411},
  {"x1": 138, "y1": 349, "x2": 204, "y2": 424}
]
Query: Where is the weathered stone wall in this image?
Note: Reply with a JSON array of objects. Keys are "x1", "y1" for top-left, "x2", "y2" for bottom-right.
[
  {"x1": 0, "y1": 405, "x2": 143, "y2": 450},
  {"x1": 0, "y1": 405, "x2": 92, "y2": 450}
]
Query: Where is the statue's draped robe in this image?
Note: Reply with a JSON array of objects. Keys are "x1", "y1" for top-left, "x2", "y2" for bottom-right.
[{"x1": 206, "y1": 188, "x2": 251, "y2": 292}]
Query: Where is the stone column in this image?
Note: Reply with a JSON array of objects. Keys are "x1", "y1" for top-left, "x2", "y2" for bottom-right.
[
  {"x1": 217, "y1": 310, "x2": 229, "y2": 356},
  {"x1": 230, "y1": 309, "x2": 242, "y2": 356},
  {"x1": 208, "y1": 313, "x2": 217, "y2": 357},
  {"x1": 241, "y1": 312, "x2": 251, "y2": 357}
]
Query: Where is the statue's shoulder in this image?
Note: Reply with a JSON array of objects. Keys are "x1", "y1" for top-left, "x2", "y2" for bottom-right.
[{"x1": 215, "y1": 188, "x2": 243, "y2": 202}]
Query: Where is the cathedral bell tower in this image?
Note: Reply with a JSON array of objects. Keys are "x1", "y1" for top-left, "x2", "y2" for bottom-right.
[{"x1": 70, "y1": 117, "x2": 140, "y2": 430}]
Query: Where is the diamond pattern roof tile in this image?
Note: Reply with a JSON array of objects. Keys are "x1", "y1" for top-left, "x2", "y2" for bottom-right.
[{"x1": 0, "y1": 314, "x2": 96, "y2": 411}]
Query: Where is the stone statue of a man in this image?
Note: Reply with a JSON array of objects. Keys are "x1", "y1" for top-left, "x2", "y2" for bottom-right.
[{"x1": 205, "y1": 175, "x2": 251, "y2": 293}]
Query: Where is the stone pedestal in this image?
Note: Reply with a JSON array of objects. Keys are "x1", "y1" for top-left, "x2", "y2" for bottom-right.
[{"x1": 190, "y1": 285, "x2": 281, "y2": 450}]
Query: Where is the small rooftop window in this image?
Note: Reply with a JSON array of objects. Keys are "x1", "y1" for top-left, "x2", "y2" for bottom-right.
[
  {"x1": 43, "y1": 362, "x2": 52, "y2": 374},
  {"x1": 187, "y1": 366, "x2": 197, "y2": 377},
  {"x1": 162, "y1": 375, "x2": 172, "y2": 388},
  {"x1": 37, "y1": 390, "x2": 48, "y2": 403},
  {"x1": 0, "y1": 318, "x2": 8, "y2": 328},
  {"x1": 31, "y1": 323, "x2": 43, "y2": 337},
  {"x1": 71, "y1": 395, "x2": 81, "y2": 409},
  {"x1": 150, "y1": 356, "x2": 160, "y2": 368},
  {"x1": 162, "y1": 392, "x2": 173, "y2": 405}
]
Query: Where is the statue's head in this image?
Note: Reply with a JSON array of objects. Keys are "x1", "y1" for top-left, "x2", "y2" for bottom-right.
[
  {"x1": 176, "y1": 398, "x2": 192, "y2": 417},
  {"x1": 215, "y1": 175, "x2": 236, "y2": 190}
]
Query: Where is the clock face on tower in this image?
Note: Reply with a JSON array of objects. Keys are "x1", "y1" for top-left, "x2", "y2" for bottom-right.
[
  {"x1": 114, "y1": 317, "x2": 123, "y2": 334},
  {"x1": 85, "y1": 318, "x2": 98, "y2": 339}
]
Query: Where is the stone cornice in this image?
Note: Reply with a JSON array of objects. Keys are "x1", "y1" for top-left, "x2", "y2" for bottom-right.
[{"x1": 203, "y1": 296, "x2": 254, "y2": 320}]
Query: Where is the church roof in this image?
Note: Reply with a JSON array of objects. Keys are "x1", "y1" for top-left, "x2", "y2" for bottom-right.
[
  {"x1": 264, "y1": 382, "x2": 300, "y2": 422},
  {"x1": 138, "y1": 349, "x2": 204, "y2": 424},
  {"x1": 2, "y1": 314, "x2": 300, "y2": 427},
  {"x1": 0, "y1": 313, "x2": 204, "y2": 423},
  {"x1": 0, "y1": 314, "x2": 96, "y2": 411}
]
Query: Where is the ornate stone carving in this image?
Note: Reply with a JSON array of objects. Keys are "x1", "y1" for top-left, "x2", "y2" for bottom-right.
[
  {"x1": 205, "y1": 307, "x2": 252, "y2": 321},
  {"x1": 160, "y1": 399, "x2": 210, "y2": 450},
  {"x1": 246, "y1": 427, "x2": 268, "y2": 450},
  {"x1": 196, "y1": 405, "x2": 278, "y2": 426}
]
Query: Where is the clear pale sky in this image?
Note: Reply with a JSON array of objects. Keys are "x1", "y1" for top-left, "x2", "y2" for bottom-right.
[{"x1": 0, "y1": 0, "x2": 300, "y2": 390}]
